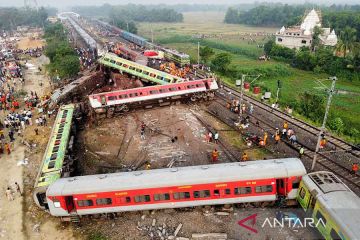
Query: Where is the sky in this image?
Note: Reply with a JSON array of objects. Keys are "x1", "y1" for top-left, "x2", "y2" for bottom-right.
[{"x1": 0, "y1": 0, "x2": 358, "y2": 9}]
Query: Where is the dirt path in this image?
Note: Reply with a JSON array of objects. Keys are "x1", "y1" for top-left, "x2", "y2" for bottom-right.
[
  {"x1": 0, "y1": 53, "x2": 76, "y2": 239},
  {"x1": 0, "y1": 145, "x2": 25, "y2": 239}
]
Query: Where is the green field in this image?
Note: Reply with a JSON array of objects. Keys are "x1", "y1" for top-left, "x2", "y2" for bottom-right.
[{"x1": 138, "y1": 12, "x2": 360, "y2": 143}]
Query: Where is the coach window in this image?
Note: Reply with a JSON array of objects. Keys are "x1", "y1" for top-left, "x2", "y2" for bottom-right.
[
  {"x1": 214, "y1": 189, "x2": 220, "y2": 196},
  {"x1": 143, "y1": 71, "x2": 149, "y2": 76},
  {"x1": 225, "y1": 189, "x2": 231, "y2": 195},
  {"x1": 159, "y1": 89, "x2": 167, "y2": 93},
  {"x1": 299, "y1": 188, "x2": 306, "y2": 199},
  {"x1": 173, "y1": 192, "x2": 190, "y2": 200},
  {"x1": 234, "y1": 187, "x2": 252, "y2": 195},
  {"x1": 154, "y1": 193, "x2": 170, "y2": 201},
  {"x1": 150, "y1": 90, "x2": 159, "y2": 94},
  {"x1": 119, "y1": 94, "x2": 128, "y2": 99},
  {"x1": 196, "y1": 84, "x2": 204, "y2": 88},
  {"x1": 193, "y1": 190, "x2": 210, "y2": 198},
  {"x1": 292, "y1": 179, "x2": 300, "y2": 189},
  {"x1": 110, "y1": 60, "x2": 116, "y2": 64},
  {"x1": 169, "y1": 87, "x2": 177, "y2": 91},
  {"x1": 108, "y1": 96, "x2": 117, "y2": 101},
  {"x1": 77, "y1": 200, "x2": 93, "y2": 207},
  {"x1": 164, "y1": 78, "x2": 171, "y2": 83},
  {"x1": 118, "y1": 197, "x2": 131, "y2": 204},
  {"x1": 129, "y1": 66, "x2": 135, "y2": 71},
  {"x1": 330, "y1": 229, "x2": 341, "y2": 240},
  {"x1": 255, "y1": 185, "x2": 273, "y2": 193},
  {"x1": 134, "y1": 195, "x2": 151, "y2": 203},
  {"x1": 315, "y1": 210, "x2": 327, "y2": 226},
  {"x1": 136, "y1": 69, "x2": 142, "y2": 73},
  {"x1": 96, "y1": 198, "x2": 112, "y2": 206}
]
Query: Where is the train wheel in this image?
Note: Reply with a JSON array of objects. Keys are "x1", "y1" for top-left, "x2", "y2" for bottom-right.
[
  {"x1": 190, "y1": 95, "x2": 197, "y2": 102},
  {"x1": 123, "y1": 105, "x2": 129, "y2": 112}
]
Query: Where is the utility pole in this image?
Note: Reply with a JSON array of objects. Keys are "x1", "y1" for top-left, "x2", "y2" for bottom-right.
[
  {"x1": 238, "y1": 74, "x2": 245, "y2": 120},
  {"x1": 275, "y1": 79, "x2": 281, "y2": 103},
  {"x1": 151, "y1": 29, "x2": 154, "y2": 43},
  {"x1": 311, "y1": 76, "x2": 337, "y2": 171},
  {"x1": 197, "y1": 42, "x2": 200, "y2": 65}
]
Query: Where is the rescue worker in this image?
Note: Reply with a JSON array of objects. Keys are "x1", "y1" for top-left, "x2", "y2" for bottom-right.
[
  {"x1": 241, "y1": 152, "x2": 248, "y2": 161},
  {"x1": 259, "y1": 138, "x2": 265, "y2": 147},
  {"x1": 5, "y1": 143, "x2": 10, "y2": 155},
  {"x1": 208, "y1": 132, "x2": 213, "y2": 143},
  {"x1": 275, "y1": 134, "x2": 280, "y2": 144},
  {"x1": 214, "y1": 132, "x2": 219, "y2": 144},
  {"x1": 283, "y1": 121, "x2": 288, "y2": 130},
  {"x1": 145, "y1": 161, "x2": 151, "y2": 170},
  {"x1": 263, "y1": 132, "x2": 268, "y2": 145},
  {"x1": 352, "y1": 163, "x2": 358, "y2": 175},
  {"x1": 299, "y1": 146, "x2": 304, "y2": 159},
  {"x1": 211, "y1": 149, "x2": 219, "y2": 163}
]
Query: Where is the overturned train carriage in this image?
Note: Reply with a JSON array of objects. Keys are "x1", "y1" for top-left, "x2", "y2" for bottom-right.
[
  {"x1": 33, "y1": 104, "x2": 76, "y2": 209},
  {"x1": 88, "y1": 78, "x2": 218, "y2": 115},
  {"x1": 46, "y1": 158, "x2": 306, "y2": 218}
]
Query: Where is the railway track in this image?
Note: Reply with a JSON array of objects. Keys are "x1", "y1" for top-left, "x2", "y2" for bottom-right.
[
  {"x1": 220, "y1": 84, "x2": 360, "y2": 158},
  {"x1": 215, "y1": 86, "x2": 360, "y2": 194}
]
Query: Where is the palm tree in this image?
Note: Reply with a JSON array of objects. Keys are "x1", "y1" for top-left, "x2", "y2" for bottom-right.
[{"x1": 336, "y1": 27, "x2": 357, "y2": 57}]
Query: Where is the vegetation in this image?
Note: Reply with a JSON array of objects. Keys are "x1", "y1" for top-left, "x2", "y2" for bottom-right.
[
  {"x1": 0, "y1": 7, "x2": 48, "y2": 30},
  {"x1": 73, "y1": 4, "x2": 183, "y2": 23},
  {"x1": 44, "y1": 23, "x2": 80, "y2": 79},
  {"x1": 224, "y1": 4, "x2": 360, "y2": 41},
  {"x1": 199, "y1": 46, "x2": 215, "y2": 64}
]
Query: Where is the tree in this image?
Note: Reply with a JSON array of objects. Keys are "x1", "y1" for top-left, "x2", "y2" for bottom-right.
[
  {"x1": 264, "y1": 39, "x2": 275, "y2": 55},
  {"x1": 298, "y1": 92, "x2": 325, "y2": 123},
  {"x1": 311, "y1": 26, "x2": 324, "y2": 52},
  {"x1": 224, "y1": 8, "x2": 239, "y2": 24},
  {"x1": 336, "y1": 27, "x2": 357, "y2": 57},
  {"x1": 211, "y1": 53, "x2": 232, "y2": 74},
  {"x1": 199, "y1": 46, "x2": 215, "y2": 64}
]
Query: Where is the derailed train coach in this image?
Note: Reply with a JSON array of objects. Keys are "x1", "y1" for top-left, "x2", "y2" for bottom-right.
[{"x1": 46, "y1": 158, "x2": 305, "y2": 218}]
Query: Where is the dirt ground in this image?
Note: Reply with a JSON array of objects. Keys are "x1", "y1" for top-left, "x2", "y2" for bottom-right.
[
  {"x1": 0, "y1": 50, "x2": 75, "y2": 239},
  {"x1": 16, "y1": 37, "x2": 45, "y2": 50}
]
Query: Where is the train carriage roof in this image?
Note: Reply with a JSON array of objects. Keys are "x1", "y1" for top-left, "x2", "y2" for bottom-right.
[
  {"x1": 302, "y1": 172, "x2": 360, "y2": 239},
  {"x1": 47, "y1": 158, "x2": 306, "y2": 196}
]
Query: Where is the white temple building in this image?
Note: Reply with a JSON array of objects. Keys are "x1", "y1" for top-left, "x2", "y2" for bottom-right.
[{"x1": 275, "y1": 9, "x2": 338, "y2": 49}]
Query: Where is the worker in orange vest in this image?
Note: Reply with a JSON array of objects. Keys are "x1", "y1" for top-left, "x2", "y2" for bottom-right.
[
  {"x1": 352, "y1": 163, "x2": 358, "y2": 175},
  {"x1": 212, "y1": 149, "x2": 219, "y2": 163},
  {"x1": 145, "y1": 161, "x2": 151, "y2": 170},
  {"x1": 283, "y1": 121, "x2": 288, "y2": 129},
  {"x1": 275, "y1": 134, "x2": 280, "y2": 144},
  {"x1": 241, "y1": 152, "x2": 248, "y2": 161},
  {"x1": 320, "y1": 138, "x2": 327, "y2": 149},
  {"x1": 264, "y1": 132, "x2": 268, "y2": 145},
  {"x1": 259, "y1": 138, "x2": 265, "y2": 147}
]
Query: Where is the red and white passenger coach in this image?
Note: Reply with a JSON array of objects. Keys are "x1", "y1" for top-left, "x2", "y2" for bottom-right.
[
  {"x1": 46, "y1": 158, "x2": 306, "y2": 217},
  {"x1": 88, "y1": 78, "x2": 218, "y2": 111}
]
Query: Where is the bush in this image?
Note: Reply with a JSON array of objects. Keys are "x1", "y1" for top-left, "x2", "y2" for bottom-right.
[{"x1": 327, "y1": 117, "x2": 345, "y2": 134}]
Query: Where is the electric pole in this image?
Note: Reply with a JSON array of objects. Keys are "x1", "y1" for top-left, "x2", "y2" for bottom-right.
[
  {"x1": 151, "y1": 29, "x2": 154, "y2": 43},
  {"x1": 197, "y1": 42, "x2": 200, "y2": 65},
  {"x1": 238, "y1": 74, "x2": 245, "y2": 120},
  {"x1": 311, "y1": 76, "x2": 337, "y2": 171},
  {"x1": 276, "y1": 79, "x2": 281, "y2": 103}
]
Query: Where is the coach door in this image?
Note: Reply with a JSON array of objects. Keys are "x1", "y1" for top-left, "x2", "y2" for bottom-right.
[
  {"x1": 101, "y1": 95, "x2": 106, "y2": 106},
  {"x1": 65, "y1": 196, "x2": 76, "y2": 213},
  {"x1": 306, "y1": 190, "x2": 317, "y2": 216},
  {"x1": 276, "y1": 178, "x2": 286, "y2": 196}
]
